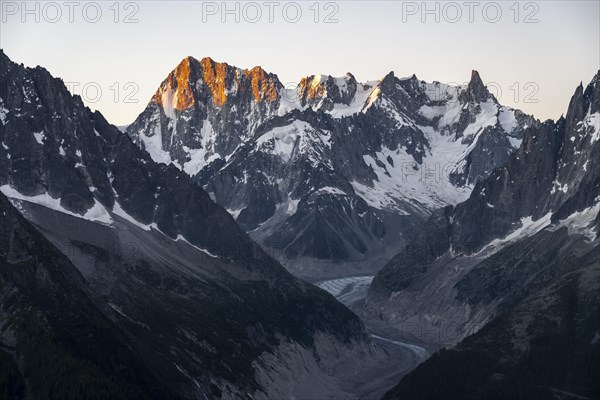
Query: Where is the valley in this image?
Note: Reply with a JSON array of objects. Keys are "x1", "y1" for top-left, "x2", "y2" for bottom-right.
[
  {"x1": 316, "y1": 275, "x2": 431, "y2": 399},
  {"x1": 1, "y1": 43, "x2": 599, "y2": 399}
]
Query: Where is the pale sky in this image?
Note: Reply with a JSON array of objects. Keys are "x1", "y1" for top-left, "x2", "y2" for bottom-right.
[{"x1": 1, "y1": 1, "x2": 599, "y2": 125}]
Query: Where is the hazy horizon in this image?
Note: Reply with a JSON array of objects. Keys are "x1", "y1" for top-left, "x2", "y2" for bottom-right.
[{"x1": 2, "y1": 0, "x2": 599, "y2": 125}]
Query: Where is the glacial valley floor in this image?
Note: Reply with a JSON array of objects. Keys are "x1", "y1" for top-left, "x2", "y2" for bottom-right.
[{"x1": 316, "y1": 276, "x2": 431, "y2": 399}]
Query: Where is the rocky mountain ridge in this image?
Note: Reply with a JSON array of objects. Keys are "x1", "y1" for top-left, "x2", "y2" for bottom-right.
[
  {"x1": 0, "y1": 49, "x2": 379, "y2": 399},
  {"x1": 127, "y1": 56, "x2": 537, "y2": 279},
  {"x1": 365, "y1": 71, "x2": 600, "y2": 400}
]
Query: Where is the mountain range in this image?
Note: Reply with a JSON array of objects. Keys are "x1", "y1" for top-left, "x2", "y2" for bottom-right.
[
  {"x1": 1, "y1": 48, "x2": 599, "y2": 400},
  {"x1": 366, "y1": 71, "x2": 600, "y2": 399},
  {"x1": 0, "y1": 50, "x2": 387, "y2": 399},
  {"x1": 127, "y1": 56, "x2": 537, "y2": 280}
]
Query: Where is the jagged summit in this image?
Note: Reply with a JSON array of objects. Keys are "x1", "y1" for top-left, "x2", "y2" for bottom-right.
[
  {"x1": 583, "y1": 69, "x2": 600, "y2": 103},
  {"x1": 199, "y1": 55, "x2": 221, "y2": 65},
  {"x1": 460, "y1": 69, "x2": 492, "y2": 103},
  {"x1": 470, "y1": 69, "x2": 482, "y2": 81},
  {"x1": 379, "y1": 70, "x2": 396, "y2": 85},
  {"x1": 148, "y1": 56, "x2": 507, "y2": 120},
  {"x1": 566, "y1": 69, "x2": 600, "y2": 131},
  {"x1": 152, "y1": 56, "x2": 282, "y2": 110},
  {"x1": 297, "y1": 72, "x2": 359, "y2": 108}
]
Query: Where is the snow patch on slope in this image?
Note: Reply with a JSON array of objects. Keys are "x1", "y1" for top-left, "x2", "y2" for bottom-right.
[
  {"x1": 313, "y1": 187, "x2": 348, "y2": 196},
  {"x1": 182, "y1": 119, "x2": 221, "y2": 176},
  {"x1": 112, "y1": 201, "x2": 221, "y2": 257},
  {"x1": 175, "y1": 234, "x2": 219, "y2": 258},
  {"x1": 112, "y1": 202, "x2": 152, "y2": 231},
  {"x1": 255, "y1": 120, "x2": 331, "y2": 165},
  {"x1": 462, "y1": 100, "x2": 498, "y2": 139},
  {"x1": 579, "y1": 111, "x2": 600, "y2": 143},
  {"x1": 285, "y1": 199, "x2": 300, "y2": 215},
  {"x1": 498, "y1": 106, "x2": 518, "y2": 134},
  {"x1": 159, "y1": 86, "x2": 178, "y2": 121},
  {"x1": 553, "y1": 200, "x2": 600, "y2": 240},
  {"x1": 0, "y1": 99, "x2": 8, "y2": 125},
  {"x1": 329, "y1": 82, "x2": 377, "y2": 118},
  {"x1": 420, "y1": 82, "x2": 463, "y2": 129},
  {"x1": 1, "y1": 185, "x2": 112, "y2": 225},
  {"x1": 477, "y1": 213, "x2": 553, "y2": 256},
  {"x1": 276, "y1": 79, "x2": 377, "y2": 119},
  {"x1": 33, "y1": 130, "x2": 45, "y2": 145},
  {"x1": 476, "y1": 200, "x2": 600, "y2": 257},
  {"x1": 138, "y1": 122, "x2": 177, "y2": 166},
  {"x1": 352, "y1": 129, "x2": 473, "y2": 215}
]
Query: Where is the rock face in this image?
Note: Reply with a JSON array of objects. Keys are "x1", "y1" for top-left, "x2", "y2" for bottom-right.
[
  {"x1": 127, "y1": 57, "x2": 282, "y2": 175},
  {"x1": 127, "y1": 57, "x2": 536, "y2": 279},
  {"x1": 384, "y1": 230, "x2": 600, "y2": 400},
  {"x1": 366, "y1": 71, "x2": 600, "y2": 399},
  {"x1": 0, "y1": 192, "x2": 182, "y2": 400},
  {"x1": 0, "y1": 50, "x2": 375, "y2": 399}
]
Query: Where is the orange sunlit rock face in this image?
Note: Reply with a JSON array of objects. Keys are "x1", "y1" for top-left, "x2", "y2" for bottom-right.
[
  {"x1": 244, "y1": 66, "x2": 279, "y2": 103},
  {"x1": 201, "y1": 57, "x2": 229, "y2": 107},
  {"x1": 299, "y1": 76, "x2": 327, "y2": 101},
  {"x1": 154, "y1": 56, "x2": 280, "y2": 111},
  {"x1": 153, "y1": 56, "x2": 196, "y2": 111},
  {"x1": 173, "y1": 57, "x2": 196, "y2": 110}
]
